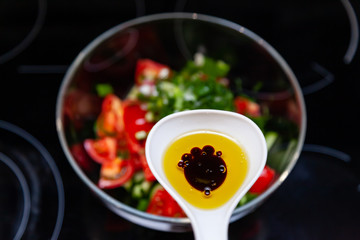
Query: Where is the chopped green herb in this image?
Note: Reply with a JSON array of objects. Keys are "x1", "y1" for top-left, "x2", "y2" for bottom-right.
[{"x1": 96, "y1": 83, "x2": 114, "y2": 97}]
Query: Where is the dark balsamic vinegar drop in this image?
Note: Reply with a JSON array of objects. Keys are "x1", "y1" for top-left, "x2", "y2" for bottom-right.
[{"x1": 178, "y1": 145, "x2": 227, "y2": 196}]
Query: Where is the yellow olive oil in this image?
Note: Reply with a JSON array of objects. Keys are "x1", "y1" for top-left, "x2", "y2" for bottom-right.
[{"x1": 163, "y1": 130, "x2": 248, "y2": 209}]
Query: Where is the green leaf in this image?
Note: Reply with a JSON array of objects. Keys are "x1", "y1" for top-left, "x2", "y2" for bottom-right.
[{"x1": 95, "y1": 83, "x2": 114, "y2": 97}]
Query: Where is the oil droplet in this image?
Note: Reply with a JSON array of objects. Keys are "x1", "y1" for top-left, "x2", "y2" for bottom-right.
[{"x1": 204, "y1": 187, "x2": 211, "y2": 196}]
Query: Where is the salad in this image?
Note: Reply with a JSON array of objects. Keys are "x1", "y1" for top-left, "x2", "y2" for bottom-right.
[{"x1": 66, "y1": 54, "x2": 299, "y2": 218}]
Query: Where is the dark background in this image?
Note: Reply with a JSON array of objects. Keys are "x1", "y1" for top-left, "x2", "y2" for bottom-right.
[{"x1": 0, "y1": 0, "x2": 359, "y2": 239}]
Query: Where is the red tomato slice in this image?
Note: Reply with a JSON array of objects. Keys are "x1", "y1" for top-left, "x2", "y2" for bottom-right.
[
  {"x1": 146, "y1": 188, "x2": 186, "y2": 217},
  {"x1": 122, "y1": 100, "x2": 156, "y2": 181},
  {"x1": 83, "y1": 137, "x2": 117, "y2": 164},
  {"x1": 146, "y1": 188, "x2": 167, "y2": 216},
  {"x1": 163, "y1": 195, "x2": 186, "y2": 218},
  {"x1": 95, "y1": 94, "x2": 124, "y2": 138},
  {"x1": 123, "y1": 100, "x2": 154, "y2": 152},
  {"x1": 249, "y1": 165, "x2": 275, "y2": 194},
  {"x1": 101, "y1": 94, "x2": 123, "y2": 112},
  {"x1": 128, "y1": 152, "x2": 143, "y2": 171},
  {"x1": 138, "y1": 153, "x2": 156, "y2": 182},
  {"x1": 135, "y1": 59, "x2": 170, "y2": 85},
  {"x1": 234, "y1": 96, "x2": 261, "y2": 117},
  {"x1": 98, "y1": 158, "x2": 134, "y2": 189}
]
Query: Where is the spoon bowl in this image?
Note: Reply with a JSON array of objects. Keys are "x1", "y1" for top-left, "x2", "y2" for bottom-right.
[{"x1": 145, "y1": 109, "x2": 267, "y2": 240}]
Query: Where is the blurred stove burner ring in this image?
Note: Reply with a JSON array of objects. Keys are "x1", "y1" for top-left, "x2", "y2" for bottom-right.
[
  {"x1": 341, "y1": 0, "x2": 359, "y2": 64},
  {"x1": 0, "y1": 121, "x2": 65, "y2": 240},
  {"x1": 175, "y1": 0, "x2": 359, "y2": 65},
  {"x1": 174, "y1": 0, "x2": 359, "y2": 97},
  {"x1": 84, "y1": 28, "x2": 139, "y2": 72},
  {"x1": 245, "y1": 62, "x2": 335, "y2": 97},
  {"x1": 0, "y1": 153, "x2": 31, "y2": 240},
  {"x1": 0, "y1": 0, "x2": 47, "y2": 64},
  {"x1": 301, "y1": 62, "x2": 334, "y2": 95},
  {"x1": 302, "y1": 144, "x2": 351, "y2": 163}
]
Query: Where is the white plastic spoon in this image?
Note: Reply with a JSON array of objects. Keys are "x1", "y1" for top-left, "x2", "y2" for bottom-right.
[{"x1": 145, "y1": 109, "x2": 267, "y2": 240}]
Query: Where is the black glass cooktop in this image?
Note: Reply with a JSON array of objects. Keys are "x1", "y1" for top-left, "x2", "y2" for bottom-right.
[{"x1": 0, "y1": 0, "x2": 359, "y2": 239}]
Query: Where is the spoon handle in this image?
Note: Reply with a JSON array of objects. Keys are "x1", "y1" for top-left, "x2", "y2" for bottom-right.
[{"x1": 191, "y1": 210, "x2": 229, "y2": 240}]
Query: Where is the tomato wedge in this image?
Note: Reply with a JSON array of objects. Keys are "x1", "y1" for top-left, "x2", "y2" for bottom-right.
[
  {"x1": 122, "y1": 100, "x2": 156, "y2": 181},
  {"x1": 135, "y1": 59, "x2": 171, "y2": 85},
  {"x1": 128, "y1": 152, "x2": 143, "y2": 171},
  {"x1": 95, "y1": 94, "x2": 124, "y2": 138},
  {"x1": 249, "y1": 165, "x2": 275, "y2": 194},
  {"x1": 138, "y1": 153, "x2": 156, "y2": 182},
  {"x1": 123, "y1": 100, "x2": 154, "y2": 152},
  {"x1": 83, "y1": 137, "x2": 117, "y2": 164},
  {"x1": 146, "y1": 188, "x2": 186, "y2": 218},
  {"x1": 234, "y1": 96, "x2": 261, "y2": 117},
  {"x1": 98, "y1": 158, "x2": 134, "y2": 189}
]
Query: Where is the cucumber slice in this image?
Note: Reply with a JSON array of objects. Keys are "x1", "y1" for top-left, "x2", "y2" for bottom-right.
[
  {"x1": 123, "y1": 178, "x2": 133, "y2": 191},
  {"x1": 140, "y1": 180, "x2": 152, "y2": 194},
  {"x1": 132, "y1": 184, "x2": 143, "y2": 199},
  {"x1": 265, "y1": 131, "x2": 278, "y2": 151},
  {"x1": 137, "y1": 199, "x2": 149, "y2": 211},
  {"x1": 133, "y1": 171, "x2": 145, "y2": 183}
]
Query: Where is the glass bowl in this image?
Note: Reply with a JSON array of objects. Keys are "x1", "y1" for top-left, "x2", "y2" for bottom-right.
[{"x1": 56, "y1": 12, "x2": 306, "y2": 232}]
